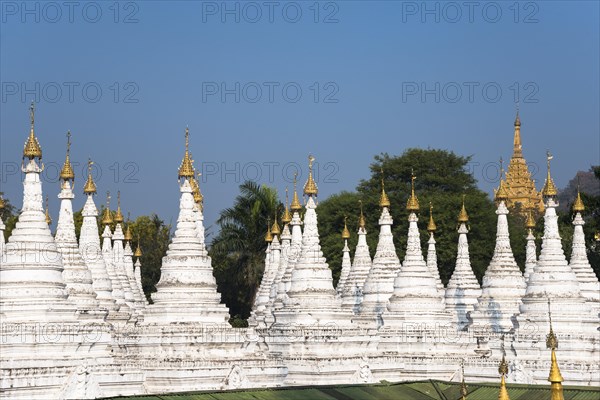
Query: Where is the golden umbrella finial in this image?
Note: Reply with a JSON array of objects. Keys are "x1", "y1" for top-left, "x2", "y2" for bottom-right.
[
  {"x1": 546, "y1": 299, "x2": 564, "y2": 400},
  {"x1": 178, "y1": 127, "x2": 195, "y2": 180},
  {"x1": 572, "y1": 179, "x2": 585, "y2": 214},
  {"x1": 303, "y1": 155, "x2": 318, "y2": 196},
  {"x1": 379, "y1": 168, "x2": 391, "y2": 208},
  {"x1": 44, "y1": 195, "x2": 52, "y2": 226},
  {"x1": 495, "y1": 158, "x2": 509, "y2": 202},
  {"x1": 60, "y1": 131, "x2": 75, "y2": 182},
  {"x1": 497, "y1": 353, "x2": 511, "y2": 400},
  {"x1": 406, "y1": 169, "x2": 419, "y2": 212},
  {"x1": 341, "y1": 216, "x2": 351, "y2": 240},
  {"x1": 23, "y1": 101, "x2": 42, "y2": 160},
  {"x1": 114, "y1": 191, "x2": 124, "y2": 223},
  {"x1": 264, "y1": 217, "x2": 273, "y2": 243},
  {"x1": 542, "y1": 150, "x2": 558, "y2": 198},
  {"x1": 124, "y1": 212, "x2": 133, "y2": 242},
  {"x1": 458, "y1": 195, "x2": 469, "y2": 224},
  {"x1": 134, "y1": 237, "x2": 143, "y2": 259},
  {"x1": 83, "y1": 158, "x2": 97, "y2": 195},
  {"x1": 460, "y1": 360, "x2": 468, "y2": 400},
  {"x1": 525, "y1": 208, "x2": 536, "y2": 230},
  {"x1": 102, "y1": 191, "x2": 113, "y2": 226},
  {"x1": 290, "y1": 172, "x2": 302, "y2": 211},
  {"x1": 282, "y1": 187, "x2": 292, "y2": 224},
  {"x1": 358, "y1": 200, "x2": 366, "y2": 229},
  {"x1": 427, "y1": 202, "x2": 437, "y2": 233},
  {"x1": 271, "y1": 209, "x2": 281, "y2": 237}
]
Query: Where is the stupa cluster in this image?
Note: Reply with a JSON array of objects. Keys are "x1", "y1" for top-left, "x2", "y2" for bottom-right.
[{"x1": 0, "y1": 106, "x2": 598, "y2": 399}]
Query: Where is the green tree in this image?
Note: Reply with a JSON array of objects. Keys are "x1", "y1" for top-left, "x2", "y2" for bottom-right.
[
  {"x1": 209, "y1": 181, "x2": 282, "y2": 322},
  {"x1": 1, "y1": 192, "x2": 18, "y2": 241}
]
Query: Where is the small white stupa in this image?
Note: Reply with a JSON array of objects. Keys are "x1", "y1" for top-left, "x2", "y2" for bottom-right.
[{"x1": 336, "y1": 217, "x2": 352, "y2": 296}]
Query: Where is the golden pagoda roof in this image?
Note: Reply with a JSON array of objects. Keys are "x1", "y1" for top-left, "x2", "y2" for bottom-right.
[
  {"x1": 427, "y1": 203, "x2": 437, "y2": 233},
  {"x1": 379, "y1": 169, "x2": 391, "y2": 208},
  {"x1": 60, "y1": 131, "x2": 75, "y2": 181},
  {"x1": 282, "y1": 188, "x2": 292, "y2": 224},
  {"x1": 291, "y1": 174, "x2": 302, "y2": 211},
  {"x1": 498, "y1": 355, "x2": 510, "y2": 400},
  {"x1": 572, "y1": 189, "x2": 585, "y2": 213},
  {"x1": 303, "y1": 155, "x2": 318, "y2": 196},
  {"x1": 264, "y1": 219, "x2": 273, "y2": 243},
  {"x1": 406, "y1": 171, "x2": 419, "y2": 212},
  {"x1": 458, "y1": 195, "x2": 469, "y2": 223},
  {"x1": 114, "y1": 191, "x2": 124, "y2": 223},
  {"x1": 271, "y1": 214, "x2": 281, "y2": 236},
  {"x1": 358, "y1": 200, "x2": 366, "y2": 229},
  {"x1": 23, "y1": 102, "x2": 42, "y2": 160},
  {"x1": 542, "y1": 151, "x2": 558, "y2": 197},
  {"x1": 45, "y1": 196, "x2": 52, "y2": 226},
  {"x1": 83, "y1": 158, "x2": 97, "y2": 195},
  {"x1": 178, "y1": 127, "x2": 195, "y2": 180},
  {"x1": 134, "y1": 240, "x2": 143, "y2": 258},
  {"x1": 341, "y1": 216, "x2": 351, "y2": 239},
  {"x1": 102, "y1": 192, "x2": 114, "y2": 226}
]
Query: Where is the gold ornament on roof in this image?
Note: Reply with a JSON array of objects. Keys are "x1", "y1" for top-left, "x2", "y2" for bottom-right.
[
  {"x1": 303, "y1": 155, "x2": 318, "y2": 196},
  {"x1": 497, "y1": 354, "x2": 510, "y2": 400},
  {"x1": 379, "y1": 168, "x2": 391, "y2": 208},
  {"x1": 23, "y1": 102, "x2": 42, "y2": 160},
  {"x1": 572, "y1": 185, "x2": 585, "y2": 213},
  {"x1": 290, "y1": 173, "x2": 302, "y2": 211},
  {"x1": 178, "y1": 127, "x2": 195, "y2": 180},
  {"x1": 494, "y1": 158, "x2": 509, "y2": 202},
  {"x1": 341, "y1": 216, "x2": 351, "y2": 239},
  {"x1": 191, "y1": 173, "x2": 204, "y2": 206},
  {"x1": 83, "y1": 158, "x2": 97, "y2": 195},
  {"x1": 271, "y1": 212, "x2": 281, "y2": 236},
  {"x1": 427, "y1": 202, "x2": 437, "y2": 233},
  {"x1": 458, "y1": 195, "x2": 469, "y2": 223},
  {"x1": 406, "y1": 170, "x2": 420, "y2": 212},
  {"x1": 134, "y1": 238, "x2": 143, "y2": 258},
  {"x1": 114, "y1": 191, "x2": 124, "y2": 223},
  {"x1": 264, "y1": 218, "x2": 273, "y2": 243},
  {"x1": 546, "y1": 300, "x2": 564, "y2": 399},
  {"x1": 45, "y1": 195, "x2": 52, "y2": 226},
  {"x1": 124, "y1": 214, "x2": 133, "y2": 242},
  {"x1": 281, "y1": 188, "x2": 292, "y2": 224},
  {"x1": 60, "y1": 131, "x2": 75, "y2": 181},
  {"x1": 102, "y1": 192, "x2": 113, "y2": 225},
  {"x1": 525, "y1": 208, "x2": 536, "y2": 230},
  {"x1": 460, "y1": 361, "x2": 468, "y2": 400},
  {"x1": 358, "y1": 200, "x2": 366, "y2": 229},
  {"x1": 542, "y1": 151, "x2": 558, "y2": 197}
]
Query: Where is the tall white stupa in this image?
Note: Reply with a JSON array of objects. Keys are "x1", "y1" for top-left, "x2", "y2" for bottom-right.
[{"x1": 336, "y1": 217, "x2": 352, "y2": 296}]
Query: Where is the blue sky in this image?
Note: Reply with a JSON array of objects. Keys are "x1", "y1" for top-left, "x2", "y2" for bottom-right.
[{"x1": 1, "y1": 1, "x2": 599, "y2": 232}]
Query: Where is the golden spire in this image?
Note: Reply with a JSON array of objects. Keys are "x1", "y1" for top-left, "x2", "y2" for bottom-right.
[
  {"x1": 114, "y1": 191, "x2": 124, "y2": 223},
  {"x1": 178, "y1": 127, "x2": 195, "y2": 180},
  {"x1": 271, "y1": 212, "x2": 281, "y2": 237},
  {"x1": 281, "y1": 188, "x2": 292, "y2": 224},
  {"x1": 572, "y1": 184, "x2": 585, "y2": 213},
  {"x1": 134, "y1": 238, "x2": 143, "y2": 258},
  {"x1": 379, "y1": 168, "x2": 391, "y2": 208},
  {"x1": 264, "y1": 218, "x2": 273, "y2": 243},
  {"x1": 406, "y1": 170, "x2": 419, "y2": 212},
  {"x1": 497, "y1": 355, "x2": 511, "y2": 400},
  {"x1": 45, "y1": 195, "x2": 52, "y2": 226},
  {"x1": 542, "y1": 151, "x2": 558, "y2": 197},
  {"x1": 60, "y1": 131, "x2": 75, "y2": 182},
  {"x1": 124, "y1": 213, "x2": 133, "y2": 242},
  {"x1": 495, "y1": 158, "x2": 509, "y2": 202},
  {"x1": 460, "y1": 361, "x2": 468, "y2": 400},
  {"x1": 303, "y1": 155, "x2": 318, "y2": 196},
  {"x1": 341, "y1": 216, "x2": 351, "y2": 240},
  {"x1": 513, "y1": 110, "x2": 522, "y2": 157},
  {"x1": 101, "y1": 191, "x2": 113, "y2": 226},
  {"x1": 83, "y1": 158, "x2": 97, "y2": 195},
  {"x1": 23, "y1": 102, "x2": 42, "y2": 160},
  {"x1": 427, "y1": 202, "x2": 437, "y2": 233},
  {"x1": 458, "y1": 195, "x2": 469, "y2": 223},
  {"x1": 546, "y1": 300, "x2": 564, "y2": 400},
  {"x1": 525, "y1": 208, "x2": 536, "y2": 230},
  {"x1": 290, "y1": 173, "x2": 302, "y2": 211},
  {"x1": 358, "y1": 200, "x2": 366, "y2": 229}
]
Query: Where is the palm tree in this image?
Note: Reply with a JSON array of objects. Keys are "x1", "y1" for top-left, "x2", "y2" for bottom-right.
[{"x1": 210, "y1": 181, "x2": 282, "y2": 322}]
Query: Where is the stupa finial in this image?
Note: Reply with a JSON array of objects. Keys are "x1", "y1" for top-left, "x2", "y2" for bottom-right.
[
  {"x1": 406, "y1": 169, "x2": 419, "y2": 213},
  {"x1": 83, "y1": 158, "x2": 97, "y2": 195},
  {"x1": 23, "y1": 101, "x2": 42, "y2": 160},
  {"x1": 60, "y1": 131, "x2": 75, "y2": 182},
  {"x1": 379, "y1": 168, "x2": 391, "y2": 208},
  {"x1": 542, "y1": 151, "x2": 558, "y2": 198},
  {"x1": 303, "y1": 155, "x2": 318, "y2": 196}
]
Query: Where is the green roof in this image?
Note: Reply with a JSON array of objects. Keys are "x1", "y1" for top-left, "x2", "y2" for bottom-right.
[{"x1": 106, "y1": 380, "x2": 600, "y2": 400}]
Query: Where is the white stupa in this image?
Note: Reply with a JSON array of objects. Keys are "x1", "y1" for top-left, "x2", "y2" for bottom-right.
[
  {"x1": 268, "y1": 195, "x2": 292, "y2": 317},
  {"x1": 444, "y1": 197, "x2": 482, "y2": 330},
  {"x1": 523, "y1": 209, "x2": 538, "y2": 283},
  {"x1": 145, "y1": 128, "x2": 230, "y2": 324},
  {"x1": 470, "y1": 175, "x2": 526, "y2": 333},
  {"x1": 569, "y1": 190, "x2": 600, "y2": 318},
  {"x1": 123, "y1": 225, "x2": 145, "y2": 312},
  {"x1": 133, "y1": 241, "x2": 148, "y2": 306},
  {"x1": 341, "y1": 203, "x2": 372, "y2": 313},
  {"x1": 336, "y1": 218, "x2": 352, "y2": 296},
  {"x1": 112, "y1": 196, "x2": 136, "y2": 309},
  {"x1": 425, "y1": 204, "x2": 445, "y2": 298},
  {"x1": 358, "y1": 177, "x2": 401, "y2": 326}
]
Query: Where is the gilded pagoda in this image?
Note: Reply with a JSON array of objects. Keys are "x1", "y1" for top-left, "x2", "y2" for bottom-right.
[{"x1": 502, "y1": 112, "x2": 545, "y2": 215}]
